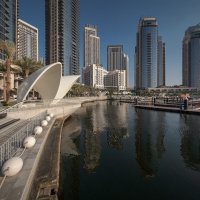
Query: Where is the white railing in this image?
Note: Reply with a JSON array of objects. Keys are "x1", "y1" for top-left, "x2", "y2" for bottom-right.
[
  {"x1": 0, "y1": 111, "x2": 47, "y2": 167},
  {"x1": 0, "y1": 98, "x2": 84, "y2": 114}
]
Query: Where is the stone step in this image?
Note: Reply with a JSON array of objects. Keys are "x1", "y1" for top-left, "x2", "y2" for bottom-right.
[{"x1": 0, "y1": 118, "x2": 20, "y2": 129}]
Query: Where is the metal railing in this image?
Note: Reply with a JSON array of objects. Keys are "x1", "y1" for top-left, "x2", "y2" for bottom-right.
[
  {"x1": 0, "y1": 111, "x2": 47, "y2": 168},
  {"x1": 0, "y1": 98, "x2": 81, "y2": 114}
]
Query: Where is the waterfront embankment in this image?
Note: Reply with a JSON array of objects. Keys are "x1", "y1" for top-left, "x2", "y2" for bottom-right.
[
  {"x1": 134, "y1": 104, "x2": 200, "y2": 115},
  {"x1": 0, "y1": 96, "x2": 107, "y2": 200}
]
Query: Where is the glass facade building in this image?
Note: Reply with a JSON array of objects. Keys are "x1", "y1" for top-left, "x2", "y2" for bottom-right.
[
  {"x1": 45, "y1": 0, "x2": 80, "y2": 76},
  {"x1": 183, "y1": 24, "x2": 200, "y2": 88},
  {"x1": 122, "y1": 53, "x2": 129, "y2": 88},
  {"x1": 0, "y1": 0, "x2": 18, "y2": 60},
  {"x1": 158, "y1": 36, "x2": 165, "y2": 87},
  {"x1": 135, "y1": 17, "x2": 158, "y2": 89}
]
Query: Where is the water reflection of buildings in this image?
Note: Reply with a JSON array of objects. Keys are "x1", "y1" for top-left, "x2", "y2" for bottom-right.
[
  {"x1": 135, "y1": 110, "x2": 165, "y2": 177},
  {"x1": 105, "y1": 101, "x2": 129, "y2": 150},
  {"x1": 83, "y1": 103, "x2": 104, "y2": 172},
  {"x1": 61, "y1": 116, "x2": 81, "y2": 155},
  {"x1": 83, "y1": 101, "x2": 129, "y2": 171},
  {"x1": 59, "y1": 117, "x2": 81, "y2": 199},
  {"x1": 107, "y1": 127, "x2": 127, "y2": 150},
  {"x1": 84, "y1": 129, "x2": 101, "y2": 172},
  {"x1": 180, "y1": 115, "x2": 200, "y2": 171}
]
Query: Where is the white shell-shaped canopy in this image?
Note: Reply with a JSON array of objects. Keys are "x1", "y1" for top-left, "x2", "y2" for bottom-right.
[{"x1": 17, "y1": 62, "x2": 80, "y2": 103}]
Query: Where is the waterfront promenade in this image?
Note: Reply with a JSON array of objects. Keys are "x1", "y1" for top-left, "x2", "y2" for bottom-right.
[{"x1": 0, "y1": 96, "x2": 107, "y2": 200}]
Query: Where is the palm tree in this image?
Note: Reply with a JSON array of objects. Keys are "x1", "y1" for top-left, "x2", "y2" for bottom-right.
[
  {"x1": 0, "y1": 62, "x2": 7, "y2": 100},
  {"x1": 14, "y1": 56, "x2": 43, "y2": 78},
  {"x1": 0, "y1": 40, "x2": 16, "y2": 103},
  {"x1": 14, "y1": 57, "x2": 43, "y2": 100}
]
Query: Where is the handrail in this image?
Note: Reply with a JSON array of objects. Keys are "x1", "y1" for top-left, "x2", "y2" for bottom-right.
[
  {"x1": 0, "y1": 99, "x2": 66, "y2": 114},
  {"x1": 0, "y1": 111, "x2": 47, "y2": 167},
  {"x1": 0, "y1": 101, "x2": 24, "y2": 114},
  {"x1": 0, "y1": 97, "x2": 95, "y2": 114}
]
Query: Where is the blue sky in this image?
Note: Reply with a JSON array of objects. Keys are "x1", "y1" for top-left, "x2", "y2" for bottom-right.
[{"x1": 19, "y1": 0, "x2": 200, "y2": 87}]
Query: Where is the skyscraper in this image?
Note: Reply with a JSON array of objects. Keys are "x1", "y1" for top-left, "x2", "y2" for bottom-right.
[
  {"x1": 123, "y1": 53, "x2": 129, "y2": 88},
  {"x1": 158, "y1": 36, "x2": 165, "y2": 86},
  {"x1": 183, "y1": 24, "x2": 200, "y2": 88},
  {"x1": 107, "y1": 45, "x2": 123, "y2": 71},
  {"x1": 135, "y1": 17, "x2": 165, "y2": 89},
  {"x1": 17, "y1": 19, "x2": 38, "y2": 61},
  {"x1": 0, "y1": 0, "x2": 18, "y2": 60},
  {"x1": 45, "y1": 0, "x2": 80, "y2": 76},
  {"x1": 84, "y1": 25, "x2": 100, "y2": 67}
]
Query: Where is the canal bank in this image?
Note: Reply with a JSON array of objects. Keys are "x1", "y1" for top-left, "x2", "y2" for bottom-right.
[
  {"x1": 0, "y1": 97, "x2": 107, "y2": 200},
  {"x1": 113, "y1": 98, "x2": 200, "y2": 115},
  {"x1": 134, "y1": 104, "x2": 200, "y2": 115},
  {"x1": 28, "y1": 117, "x2": 66, "y2": 200}
]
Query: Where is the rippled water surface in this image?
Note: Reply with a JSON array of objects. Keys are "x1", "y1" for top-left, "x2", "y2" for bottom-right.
[{"x1": 59, "y1": 101, "x2": 200, "y2": 200}]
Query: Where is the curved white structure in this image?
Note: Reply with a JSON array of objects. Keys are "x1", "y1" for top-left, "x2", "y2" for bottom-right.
[{"x1": 17, "y1": 62, "x2": 80, "y2": 104}]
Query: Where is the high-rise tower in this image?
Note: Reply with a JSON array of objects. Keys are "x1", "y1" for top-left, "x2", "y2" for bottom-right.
[
  {"x1": 0, "y1": 0, "x2": 18, "y2": 60},
  {"x1": 123, "y1": 53, "x2": 129, "y2": 88},
  {"x1": 135, "y1": 17, "x2": 164, "y2": 89},
  {"x1": 107, "y1": 45, "x2": 128, "y2": 89},
  {"x1": 183, "y1": 24, "x2": 200, "y2": 88},
  {"x1": 17, "y1": 19, "x2": 38, "y2": 62},
  {"x1": 107, "y1": 45, "x2": 123, "y2": 71},
  {"x1": 158, "y1": 36, "x2": 165, "y2": 87},
  {"x1": 84, "y1": 25, "x2": 100, "y2": 67},
  {"x1": 45, "y1": 0, "x2": 80, "y2": 75}
]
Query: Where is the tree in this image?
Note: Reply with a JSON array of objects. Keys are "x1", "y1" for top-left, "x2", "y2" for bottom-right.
[
  {"x1": 0, "y1": 40, "x2": 16, "y2": 103},
  {"x1": 14, "y1": 57, "x2": 43, "y2": 100},
  {"x1": 0, "y1": 62, "x2": 6, "y2": 100},
  {"x1": 14, "y1": 56, "x2": 43, "y2": 78}
]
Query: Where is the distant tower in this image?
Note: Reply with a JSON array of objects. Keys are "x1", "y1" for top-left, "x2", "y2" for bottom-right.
[
  {"x1": 135, "y1": 17, "x2": 159, "y2": 89},
  {"x1": 17, "y1": 19, "x2": 38, "y2": 61},
  {"x1": 84, "y1": 25, "x2": 100, "y2": 67},
  {"x1": 107, "y1": 45, "x2": 123, "y2": 71},
  {"x1": 0, "y1": 0, "x2": 18, "y2": 60},
  {"x1": 123, "y1": 53, "x2": 129, "y2": 88},
  {"x1": 158, "y1": 36, "x2": 165, "y2": 86},
  {"x1": 183, "y1": 24, "x2": 200, "y2": 87},
  {"x1": 45, "y1": 0, "x2": 80, "y2": 75}
]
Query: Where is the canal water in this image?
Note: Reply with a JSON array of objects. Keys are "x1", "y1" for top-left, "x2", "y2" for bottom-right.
[{"x1": 59, "y1": 101, "x2": 200, "y2": 200}]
